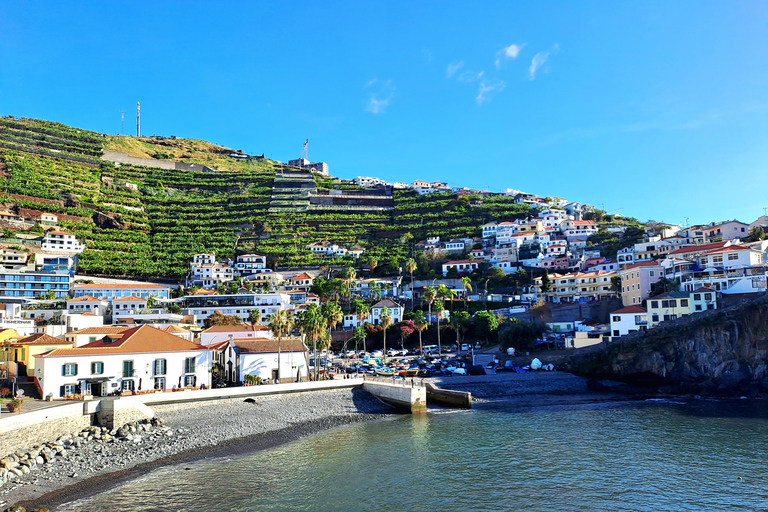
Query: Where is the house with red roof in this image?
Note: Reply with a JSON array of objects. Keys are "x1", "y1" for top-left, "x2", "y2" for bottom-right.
[
  {"x1": 609, "y1": 305, "x2": 648, "y2": 338},
  {"x1": 36, "y1": 324, "x2": 212, "y2": 398}
]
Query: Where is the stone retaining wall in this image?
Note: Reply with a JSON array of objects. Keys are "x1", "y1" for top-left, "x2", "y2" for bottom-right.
[{"x1": 0, "y1": 403, "x2": 91, "y2": 457}]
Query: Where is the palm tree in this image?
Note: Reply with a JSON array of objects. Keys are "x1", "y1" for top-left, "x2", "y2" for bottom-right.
[
  {"x1": 322, "y1": 301, "x2": 343, "y2": 351},
  {"x1": 414, "y1": 312, "x2": 428, "y2": 356},
  {"x1": 422, "y1": 286, "x2": 436, "y2": 331},
  {"x1": 380, "y1": 307, "x2": 392, "y2": 358},
  {"x1": 437, "y1": 284, "x2": 456, "y2": 316},
  {"x1": 433, "y1": 300, "x2": 444, "y2": 355},
  {"x1": 403, "y1": 258, "x2": 417, "y2": 311},
  {"x1": 248, "y1": 309, "x2": 261, "y2": 327},
  {"x1": 267, "y1": 309, "x2": 294, "y2": 384},
  {"x1": 356, "y1": 302, "x2": 371, "y2": 328},
  {"x1": 300, "y1": 304, "x2": 324, "y2": 380},
  {"x1": 370, "y1": 282, "x2": 382, "y2": 301},
  {"x1": 343, "y1": 266, "x2": 356, "y2": 303},
  {"x1": 461, "y1": 276, "x2": 473, "y2": 310}
]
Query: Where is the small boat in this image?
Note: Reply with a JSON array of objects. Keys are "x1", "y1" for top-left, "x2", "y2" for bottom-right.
[{"x1": 375, "y1": 369, "x2": 396, "y2": 377}]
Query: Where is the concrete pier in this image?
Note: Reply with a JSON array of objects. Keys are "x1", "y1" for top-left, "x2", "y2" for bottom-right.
[
  {"x1": 363, "y1": 380, "x2": 427, "y2": 414},
  {"x1": 425, "y1": 382, "x2": 472, "y2": 408}
]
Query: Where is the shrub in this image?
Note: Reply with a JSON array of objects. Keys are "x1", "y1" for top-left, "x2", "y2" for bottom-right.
[{"x1": 0, "y1": 387, "x2": 11, "y2": 398}]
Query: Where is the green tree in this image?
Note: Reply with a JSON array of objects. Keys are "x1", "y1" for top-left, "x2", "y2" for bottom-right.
[
  {"x1": 413, "y1": 312, "x2": 428, "y2": 355},
  {"x1": 451, "y1": 310, "x2": 471, "y2": 344},
  {"x1": 422, "y1": 286, "x2": 436, "y2": 332},
  {"x1": 474, "y1": 310, "x2": 499, "y2": 341},
  {"x1": 748, "y1": 226, "x2": 766, "y2": 241},
  {"x1": 433, "y1": 299, "x2": 444, "y2": 355},
  {"x1": 487, "y1": 266, "x2": 506, "y2": 281},
  {"x1": 267, "y1": 309, "x2": 294, "y2": 383},
  {"x1": 322, "y1": 301, "x2": 343, "y2": 352},
  {"x1": 203, "y1": 311, "x2": 242, "y2": 329},
  {"x1": 461, "y1": 276, "x2": 473, "y2": 310},
  {"x1": 41, "y1": 289, "x2": 56, "y2": 301},
  {"x1": 403, "y1": 257, "x2": 417, "y2": 311},
  {"x1": 248, "y1": 309, "x2": 261, "y2": 326},
  {"x1": 167, "y1": 303, "x2": 182, "y2": 314},
  {"x1": 540, "y1": 269, "x2": 551, "y2": 292},
  {"x1": 437, "y1": 284, "x2": 456, "y2": 315},
  {"x1": 611, "y1": 275, "x2": 622, "y2": 295},
  {"x1": 501, "y1": 319, "x2": 546, "y2": 350},
  {"x1": 380, "y1": 307, "x2": 393, "y2": 357}
]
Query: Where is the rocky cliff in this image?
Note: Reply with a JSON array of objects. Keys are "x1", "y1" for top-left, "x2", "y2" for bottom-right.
[{"x1": 571, "y1": 296, "x2": 768, "y2": 396}]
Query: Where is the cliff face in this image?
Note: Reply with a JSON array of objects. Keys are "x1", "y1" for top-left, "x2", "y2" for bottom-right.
[{"x1": 572, "y1": 297, "x2": 768, "y2": 396}]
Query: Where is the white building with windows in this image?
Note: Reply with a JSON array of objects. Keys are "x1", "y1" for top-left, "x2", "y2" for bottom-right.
[
  {"x1": 343, "y1": 299, "x2": 404, "y2": 328},
  {"x1": 41, "y1": 231, "x2": 85, "y2": 253},
  {"x1": 36, "y1": 324, "x2": 211, "y2": 398},
  {"x1": 609, "y1": 305, "x2": 648, "y2": 338},
  {"x1": 72, "y1": 283, "x2": 171, "y2": 300}
]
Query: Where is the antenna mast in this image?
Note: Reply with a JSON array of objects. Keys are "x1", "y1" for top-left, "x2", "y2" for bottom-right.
[
  {"x1": 120, "y1": 111, "x2": 125, "y2": 135},
  {"x1": 136, "y1": 102, "x2": 141, "y2": 137},
  {"x1": 300, "y1": 139, "x2": 308, "y2": 161}
]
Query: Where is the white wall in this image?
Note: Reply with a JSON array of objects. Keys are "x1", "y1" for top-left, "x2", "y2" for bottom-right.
[{"x1": 239, "y1": 351, "x2": 308, "y2": 382}]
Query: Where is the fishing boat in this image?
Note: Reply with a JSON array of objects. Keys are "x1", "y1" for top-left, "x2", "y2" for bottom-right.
[{"x1": 375, "y1": 368, "x2": 396, "y2": 377}]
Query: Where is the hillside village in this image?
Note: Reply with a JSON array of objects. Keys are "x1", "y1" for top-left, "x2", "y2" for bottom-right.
[{"x1": 0, "y1": 115, "x2": 767, "y2": 402}]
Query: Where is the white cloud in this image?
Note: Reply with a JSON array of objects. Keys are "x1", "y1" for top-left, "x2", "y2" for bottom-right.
[
  {"x1": 476, "y1": 80, "x2": 506, "y2": 105},
  {"x1": 365, "y1": 79, "x2": 394, "y2": 114},
  {"x1": 529, "y1": 51, "x2": 549, "y2": 79},
  {"x1": 365, "y1": 78, "x2": 378, "y2": 88},
  {"x1": 458, "y1": 69, "x2": 484, "y2": 83},
  {"x1": 495, "y1": 43, "x2": 524, "y2": 68},
  {"x1": 422, "y1": 48, "x2": 434, "y2": 61},
  {"x1": 446, "y1": 61, "x2": 464, "y2": 78}
]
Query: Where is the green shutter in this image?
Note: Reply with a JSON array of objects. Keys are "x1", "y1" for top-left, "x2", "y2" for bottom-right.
[{"x1": 60, "y1": 385, "x2": 66, "y2": 398}]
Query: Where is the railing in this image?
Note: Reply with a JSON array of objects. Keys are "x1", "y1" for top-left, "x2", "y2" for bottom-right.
[{"x1": 362, "y1": 373, "x2": 425, "y2": 388}]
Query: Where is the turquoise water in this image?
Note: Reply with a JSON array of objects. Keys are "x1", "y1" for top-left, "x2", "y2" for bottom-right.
[{"x1": 59, "y1": 399, "x2": 768, "y2": 511}]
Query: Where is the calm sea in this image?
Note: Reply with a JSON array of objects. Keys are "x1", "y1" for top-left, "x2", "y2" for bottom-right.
[{"x1": 58, "y1": 399, "x2": 768, "y2": 512}]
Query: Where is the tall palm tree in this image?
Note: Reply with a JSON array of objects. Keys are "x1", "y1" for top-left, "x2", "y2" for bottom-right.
[
  {"x1": 422, "y1": 286, "x2": 436, "y2": 331},
  {"x1": 370, "y1": 282, "x2": 382, "y2": 301},
  {"x1": 413, "y1": 312, "x2": 428, "y2": 356},
  {"x1": 433, "y1": 300, "x2": 444, "y2": 355},
  {"x1": 461, "y1": 276, "x2": 473, "y2": 310},
  {"x1": 344, "y1": 266, "x2": 356, "y2": 304},
  {"x1": 437, "y1": 284, "x2": 456, "y2": 316},
  {"x1": 380, "y1": 307, "x2": 392, "y2": 358},
  {"x1": 300, "y1": 304, "x2": 324, "y2": 380},
  {"x1": 248, "y1": 309, "x2": 261, "y2": 327},
  {"x1": 403, "y1": 258, "x2": 417, "y2": 311},
  {"x1": 267, "y1": 309, "x2": 293, "y2": 383},
  {"x1": 322, "y1": 301, "x2": 343, "y2": 348},
  {"x1": 356, "y1": 302, "x2": 371, "y2": 328}
]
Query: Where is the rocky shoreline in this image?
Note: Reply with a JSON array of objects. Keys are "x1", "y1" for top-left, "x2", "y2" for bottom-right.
[{"x1": 1, "y1": 388, "x2": 394, "y2": 511}]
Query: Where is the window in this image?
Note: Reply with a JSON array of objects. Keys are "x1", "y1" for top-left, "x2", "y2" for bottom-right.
[
  {"x1": 661, "y1": 300, "x2": 669, "y2": 308},
  {"x1": 154, "y1": 377, "x2": 165, "y2": 390},
  {"x1": 649, "y1": 270, "x2": 655, "y2": 277},
  {"x1": 704, "y1": 293, "x2": 712, "y2": 301},
  {"x1": 184, "y1": 357, "x2": 195, "y2": 374},
  {"x1": 184, "y1": 375, "x2": 197, "y2": 387},
  {"x1": 62, "y1": 383, "x2": 78, "y2": 397},
  {"x1": 728, "y1": 253, "x2": 738, "y2": 261},
  {"x1": 63, "y1": 363, "x2": 78, "y2": 376},
  {"x1": 650, "y1": 301, "x2": 658, "y2": 309},
  {"x1": 123, "y1": 360, "x2": 134, "y2": 378},
  {"x1": 88, "y1": 336, "x2": 97, "y2": 343},
  {"x1": 652, "y1": 314, "x2": 659, "y2": 322},
  {"x1": 91, "y1": 362, "x2": 104, "y2": 375},
  {"x1": 680, "y1": 299, "x2": 688, "y2": 307},
  {"x1": 121, "y1": 379, "x2": 135, "y2": 391},
  {"x1": 695, "y1": 305, "x2": 702, "y2": 311},
  {"x1": 713, "y1": 255, "x2": 723, "y2": 265},
  {"x1": 612, "y1": 316, "x2": 620, "y2": 322},
  {"x1": 613, "y1": 330, "x2": 620, "y2": 337},
  {"x1": 694, "y1": 294, "x2": 701, "y2": 300}
]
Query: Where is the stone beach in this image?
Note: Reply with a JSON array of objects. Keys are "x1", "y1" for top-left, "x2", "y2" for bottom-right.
[
  {"x1": 1, "y1": 372, "x2": 603, "y2": 511},
  {"x1": 1, "y1": 388, "x2": 393, "y2": 510}
]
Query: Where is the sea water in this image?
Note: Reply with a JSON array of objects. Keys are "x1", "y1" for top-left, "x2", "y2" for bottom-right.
[{"x1": 58, "y1": 399, "x2": 768, "y2": 511}]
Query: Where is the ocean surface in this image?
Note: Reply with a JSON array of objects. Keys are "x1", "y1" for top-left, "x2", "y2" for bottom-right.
[{"x1": 58, "y1": 399, "x2": 768, "y2": 512}]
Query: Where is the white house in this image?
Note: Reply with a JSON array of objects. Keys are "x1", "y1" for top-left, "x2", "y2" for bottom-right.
[
  {"x1": 36, "y1": 324, "x2": 212, "y2": 398},
  {"x1": 41, "y1": 231, "x2": 85, "y2": 253},
  {"x1": 609, "y1": 305, "x2": 648, "y2": 338},
  {"x1": 234, "y1": 254, "x2": 267, "y2": 275},
  {"x1": 224, "y1": 337, "x2": 308, "y2": 384},
  {"x1": 111, "y1": 296, "x2": 148, "y2": 316},
  {"x1": 66, "y1": 296, "x2": 109, "y2": 316},
  {"x1": 200, "y1": 323, "x2": 273, "y2": 346},
  {"x1": 343, "y1": 299, "x2": 404, "y2": 328},
  {"x1": 443, "y1": 240, "x2": 465, "y2": 253},
  {"x1": 442, "y1": 260, "x2": 479, "y2": 276}
]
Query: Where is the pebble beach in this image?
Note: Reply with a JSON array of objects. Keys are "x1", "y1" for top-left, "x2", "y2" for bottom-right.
[{"x1": 2, "y1": 372, "x2": 605, "y2": 511}]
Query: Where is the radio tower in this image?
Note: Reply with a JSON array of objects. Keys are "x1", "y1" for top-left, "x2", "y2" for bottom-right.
[
  {"x1": 136, "y1": 102, "x2": 141, "y2": 137},
  {"x1": 300, "y1": 139, "x2": 308, "y2": 162},
  {"x1": 120, "y1": 111, "x2": 125, "y2": 135}
]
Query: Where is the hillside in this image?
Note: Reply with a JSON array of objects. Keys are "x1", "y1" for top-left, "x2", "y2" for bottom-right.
[{"x1": 0, "y1": 115, "x2": 560, "y2": 279}]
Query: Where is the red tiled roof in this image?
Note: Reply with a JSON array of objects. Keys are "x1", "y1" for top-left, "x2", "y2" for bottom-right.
[
  {"x1": 668, "y1": 242, "x2": 729, "y2": 256},
  {"x1": 233, "y1": 338, "x2": 306, "y2": 354},
  {"x1": 67, "y1": 295, "x2": 101, "y2": 302},
  {"x1": 611, "y1": 305, "x2": 647, "y2": 315},
  {"x1": 622, "y1": 261, "x2": 662, "y2": 270},
  {"x1": 113, "y1": 295, "x2": 146, "y2": 302},
  {"x1": 68, "y1": 326, "x2": 132, "y2": 335},
  {"x1": 702, "y1": 246, "x2": 753, "y2": 255},
  {"x1": 291, "y1": 272, "x2": 313, "y2": 281},
  {"x1": 40, "y1": 324, "x2": 205, "y2": 356},
  {"x1": 13, "y1": 333, "x2": 71, "y2": 346},
  {"x1": 203, "y1": 324, "x2": 269, "y2": 333}
]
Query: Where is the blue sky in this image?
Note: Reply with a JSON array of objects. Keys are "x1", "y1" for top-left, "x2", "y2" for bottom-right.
[{"x1": 1, "y1": 1, "x2": 767, "y2": 226}]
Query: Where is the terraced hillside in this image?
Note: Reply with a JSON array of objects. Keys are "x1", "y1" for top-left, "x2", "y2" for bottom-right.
[{"x1": 0, "y1": 116, "x2": 543, "y2": 278}]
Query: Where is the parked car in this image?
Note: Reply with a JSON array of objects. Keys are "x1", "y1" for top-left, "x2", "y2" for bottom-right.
[{"x1": 461, "y1": 343, "x2": 471, "y2": 352}]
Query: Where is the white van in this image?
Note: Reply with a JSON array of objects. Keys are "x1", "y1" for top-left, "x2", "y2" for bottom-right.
[{"x1": 423, "y1": 345, "x2": 438, "y2": 355}]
